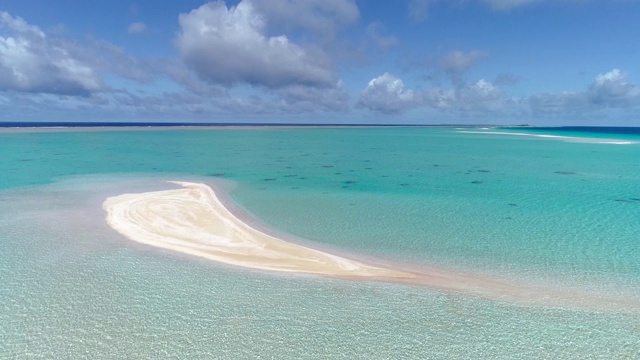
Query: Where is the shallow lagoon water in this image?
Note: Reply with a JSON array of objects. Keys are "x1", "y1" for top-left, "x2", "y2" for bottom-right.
[{"x1": 1, "y1": 127, "x2": 639, "y2": 358}]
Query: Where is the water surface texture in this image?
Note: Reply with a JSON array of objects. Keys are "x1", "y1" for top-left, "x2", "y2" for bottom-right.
[{"x1": 1, "y1": 127, "x2": 639, "y2": 358}]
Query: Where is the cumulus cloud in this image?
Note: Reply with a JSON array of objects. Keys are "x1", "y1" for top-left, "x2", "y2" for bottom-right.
[
  {"x1": 358, "y1": 73, "x2": 422, "y2": 114},
  {"x1": 453, "y1": 79, "x2": 505, "y2": 112},
  {"x1": 587, "y1": 69, "x2": 640, "y2": 107},
  {"x1": 0, "y1": 12, "x2": 103, "y2": 95},
  {"x1": 425, "y1": 79, "x2": 506, "y2": 112},
  {"x1": 176, "y1": 1, "x2": 336, "y2": 89},
  {"x1": 358, "y1": 71, "x2": 508, "y2": 115},
  {"x1": 252, "y1": 0, "x2": 358, "y2": 37},
  {"x1": 530, "y1": 69, "x2": 640, "y2": 114},
  {"x1": 127, "y1": 22, "x2": 147, "y2": 34}
]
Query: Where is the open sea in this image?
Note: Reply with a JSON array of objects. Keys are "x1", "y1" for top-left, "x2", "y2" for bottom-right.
[{"x1": 1, "y1": 126, "x2": 639, "y2": 359}]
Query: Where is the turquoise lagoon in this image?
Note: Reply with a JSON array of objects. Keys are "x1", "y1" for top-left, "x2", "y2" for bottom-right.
[{"x1": 1, "y1": 127, "x2": 639, "y2": 358}]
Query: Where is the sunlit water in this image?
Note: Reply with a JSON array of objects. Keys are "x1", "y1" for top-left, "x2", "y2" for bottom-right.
[{"x1": 1, "y1": 127, "x2": 639, "y2": 358}]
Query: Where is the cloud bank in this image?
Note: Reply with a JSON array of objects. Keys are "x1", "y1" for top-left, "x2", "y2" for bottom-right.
[{"x1": 530, "y1": 69, "x2": 640, "y2": 114}]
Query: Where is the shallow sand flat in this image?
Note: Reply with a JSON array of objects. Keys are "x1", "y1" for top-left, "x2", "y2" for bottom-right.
[{"x1": 104, "y1": 181, "x2": 640, "y2": 312}]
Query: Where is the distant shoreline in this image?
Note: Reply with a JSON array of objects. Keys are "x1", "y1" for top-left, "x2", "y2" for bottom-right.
[
  {"x1": 3, "y1": 123, "x2": 640, "y2": 136},
  {"x1": 0, "y1": 122, "x2": 497, "y2": 130},
  {"x1": 0, "y1": 123, "x2": 498, "y2": 133}
]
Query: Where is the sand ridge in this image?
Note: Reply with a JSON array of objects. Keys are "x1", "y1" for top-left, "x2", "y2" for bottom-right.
[{"x1": 104, "y1": 181, "x2": 640, "y2": 312}]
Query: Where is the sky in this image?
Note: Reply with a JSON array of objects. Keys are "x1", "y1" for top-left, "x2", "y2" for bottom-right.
[{"x1": 1, "y1": 0, "x2": 639, "y2": 125}]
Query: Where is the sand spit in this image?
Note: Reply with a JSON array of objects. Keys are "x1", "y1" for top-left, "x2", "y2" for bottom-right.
[
  {"x1": 104, "y1": 182, "x2": 640, "y2": 312},
  {"x1": 104, "y1": 181, "x2": 411, "y2": 278},
  {"x1": 457, "y1": 130, "x2": 638, "y2": 144}
]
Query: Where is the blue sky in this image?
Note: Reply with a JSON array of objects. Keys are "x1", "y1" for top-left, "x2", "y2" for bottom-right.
[{"x1": 1, "y1": 0, "x2": 639, "y2": 125}]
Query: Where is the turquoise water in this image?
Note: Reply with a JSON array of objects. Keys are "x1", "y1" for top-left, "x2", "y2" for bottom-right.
[{"x1": 1, "y1": 127, "x2": 639, "y2": 358}]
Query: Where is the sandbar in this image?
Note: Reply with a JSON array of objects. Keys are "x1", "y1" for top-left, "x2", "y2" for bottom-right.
[
  {"x1": 457, "y1": 130, "x2": 638, "y2": 144},
  {"x1": 104, "y1": 181, "x2": 413, "y2": 279},
  {"x1": 104, "y1": 181, "x2": 640, "y2": 312}
]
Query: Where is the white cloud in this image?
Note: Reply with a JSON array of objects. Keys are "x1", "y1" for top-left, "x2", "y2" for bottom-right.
[
  {"x1": 425, "y1": 79, "x2": 506, "y2": 112},
  {"x1": 176, "y1": 1, "x2": 336, "y2": 89},
  {"x1": 0, "y1": 12, "x2": 103, "y2": 95},
  {"x1": 455, "y1": 79, "x2": 505, "y2": 111},
  {"x1": 588, "y1": 69, "x2": 640, "y2": 107},
  {"x1": 358, "y1": 73, "x2": 422, "y2": 114},
  {"x1": 358, "y1": 72, "x2": 507, "y2": 115},
  {"x1": 252, "y1": 0, "x2": 358, "y2": 37},
  {"x1": 530, "y1": 69, "x2": 640, "y2": 114},
  {"x1": 128, "y1": 22, "x2": 147, "y2": 35}
]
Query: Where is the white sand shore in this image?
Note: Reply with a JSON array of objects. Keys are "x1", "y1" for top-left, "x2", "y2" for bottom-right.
[
  {"x1": 457, "y1": 130, "x2": 638, "y2": 144},
  {"x1": 104, "y1": 181, "x2": 640, "y2": 312},
  {"x1": 104, "y1": 181, "x2": 414, "y2": 279}
]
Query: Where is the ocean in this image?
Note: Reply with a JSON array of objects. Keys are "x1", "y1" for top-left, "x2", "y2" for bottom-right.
[{"x1": 1, "y1": 126, "x2": 639, "y2": 358}]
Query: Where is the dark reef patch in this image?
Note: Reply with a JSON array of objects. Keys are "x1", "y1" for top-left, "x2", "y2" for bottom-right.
[{"x1": 615, "y1": 198, "x2": 640, "y2": 203}]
